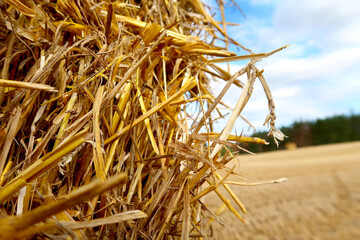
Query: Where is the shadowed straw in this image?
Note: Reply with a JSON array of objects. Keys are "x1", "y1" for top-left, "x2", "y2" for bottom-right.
[{"x1": 0, "y1": 0, "x2": 287, "y2": 239}]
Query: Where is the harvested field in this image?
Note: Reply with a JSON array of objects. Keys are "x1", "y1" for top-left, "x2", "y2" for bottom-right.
[{"x1": 206, "y1": 141, "x2": 360, "y2": 240}]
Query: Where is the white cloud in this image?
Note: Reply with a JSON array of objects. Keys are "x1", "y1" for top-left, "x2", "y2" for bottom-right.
[
  {"x1": 272, "y1": 86, "x2": 300, "y2": 98},
  {"x1": 207, "y1": 0, "x2": 360, "y2": 136},
  {"x1": 272, "y1": 0, "x2": 360, "y2": 50},
  {"x1": 234, "y1": 0, "x2": 360, "y2": 51},
  {"x1": 264, "y1": 47, "x2": 360, "y2": 84}
]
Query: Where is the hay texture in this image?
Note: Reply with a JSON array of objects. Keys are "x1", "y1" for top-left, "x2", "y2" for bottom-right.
[{"x1": 0, "y1": 0, "x2": 287, "y2": 239}]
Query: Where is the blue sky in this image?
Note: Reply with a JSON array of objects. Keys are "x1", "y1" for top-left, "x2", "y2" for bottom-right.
[{"x1": 206, "y1": 0, "x2": 360, "y2": 134}]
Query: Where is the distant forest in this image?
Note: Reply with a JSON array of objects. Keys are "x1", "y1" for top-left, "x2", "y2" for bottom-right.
[{"x1": 246, "y1": 113, "x2": 360, "y2": 153}]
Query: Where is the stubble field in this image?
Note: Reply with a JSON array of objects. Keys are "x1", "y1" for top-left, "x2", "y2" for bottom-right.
[{"x1": 205, "y1": 141, "x2": 360, "y2": 240}]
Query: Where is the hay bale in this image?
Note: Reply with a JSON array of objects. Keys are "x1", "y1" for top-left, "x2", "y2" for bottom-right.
[
  {"x1": 0, "y1": 1, "x2": 286, "y2": 239},
  {"x1": 285, "y1": 142, "x2": 298, "y2": 150}
]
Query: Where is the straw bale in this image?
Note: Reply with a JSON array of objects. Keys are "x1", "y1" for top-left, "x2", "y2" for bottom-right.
[{"x1": 0, "y1": 0, "x2": 287, "y2": 239}]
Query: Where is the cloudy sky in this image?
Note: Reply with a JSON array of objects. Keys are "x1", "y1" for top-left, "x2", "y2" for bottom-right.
[{"x1": 207, "y1": 0, "x2": 360, "y2": 134}]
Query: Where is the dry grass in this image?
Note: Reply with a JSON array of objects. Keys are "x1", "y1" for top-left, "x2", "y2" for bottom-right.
[{"x1": 0, "y1": 0, "x2": 286, "y2": 239}]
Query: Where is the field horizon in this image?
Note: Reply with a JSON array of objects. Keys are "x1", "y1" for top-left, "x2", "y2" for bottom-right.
[{"x1": 206, "y1": 141, "x2": 360, "y2": 240}]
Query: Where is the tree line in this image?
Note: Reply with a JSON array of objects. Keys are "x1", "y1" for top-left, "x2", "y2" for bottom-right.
[{"x1": 246, "y1": 113, "x2": 360, "y2": 153}]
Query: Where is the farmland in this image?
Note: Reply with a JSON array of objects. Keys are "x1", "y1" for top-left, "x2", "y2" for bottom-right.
[{"x1": 206, "y1": 141, "x2": 360, "y2": 240}]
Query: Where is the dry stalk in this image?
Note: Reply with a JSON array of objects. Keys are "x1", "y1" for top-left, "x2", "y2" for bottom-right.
[{"x1": 0, "y1": 1, "x2": 287, "y2": 239}]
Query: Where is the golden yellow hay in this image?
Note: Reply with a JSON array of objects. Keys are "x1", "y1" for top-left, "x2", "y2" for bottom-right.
[{"x1": 0, "y1": 1, "x2": 287, "y2": 239}]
